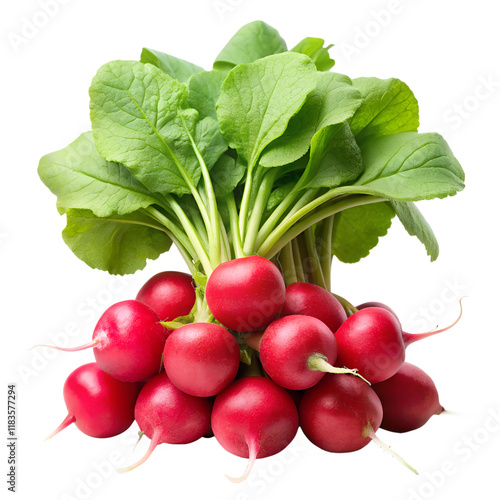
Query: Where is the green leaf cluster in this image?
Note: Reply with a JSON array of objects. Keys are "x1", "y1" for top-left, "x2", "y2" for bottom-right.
[{"x1": 38, "y1": 20, "x2": 464, "y2": 283}]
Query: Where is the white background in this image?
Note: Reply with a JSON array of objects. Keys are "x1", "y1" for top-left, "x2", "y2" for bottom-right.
[{"x1": 2, "y1": 1, "x2": 499, "y2": 499}]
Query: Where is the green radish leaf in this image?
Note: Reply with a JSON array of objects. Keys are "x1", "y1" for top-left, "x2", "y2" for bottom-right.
[
  {"x1": 213, "y1": 20, "x2": 287, "y2": 71},
  {"x1": 390, "y1": 201, "x2": 439, "y2": 261},
  {"x1": 266, "y1": 181, "x2": 296, "y2": 212},
  {"x1": 140, "y1": 48, "x2": 203, "y2": 82},
  {"x1": 302, "y1": 122, "x2": 364, "y2": 189},
  {"x1": 335, "y1": 132, "x2": 465, "y2": 201},
  {"x1": 89, "y1": 61, "x2": 227, "y2": 196},
  {"x1": 191, "y1": 115, "x2": 229, "y2": 173},
  {"x1": 187, "y1": 70, "x2": 227, "y2": 120},
  {"x1": 239, "y1": 344, "x2": 253, "y2": 365},
  {"x1": 216, "y1": 52, "x2": 317, "y2": 171},
  {"x1": 274, "y1": 154, "x2": 310, "y2": 180},
  {"x1": 291, "y1": 37, "x2": 335, "y2": 71},
  {"x1": 332, "y1": 202, "x2": 396, "y2": 263},
  {"x1": 62, "y1": 209, "x2": 172, "y2": 275},
  {"x1": 191, "y1": 265, "x2": 208, "y2": 288},
  {"x1": 260, "y1": 72, "x2": 362, "y2": 168},
  {"x1": 38, "y1": 132, "x2": 160, "y2": 217},
  {"x1": 350, "y1": 77, "x2": 419, "y2": 140},
  {"x1": 210, "y1": 153, "x2": 246, "y2": 198}
]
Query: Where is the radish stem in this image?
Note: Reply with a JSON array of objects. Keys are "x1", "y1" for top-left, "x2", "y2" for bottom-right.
[
  {"x1": 279, "y1": 242, "x2": 298, "y2": 286},
  {"x1": 226, "y1": 194, "x2": 245, "y2": 259},
  {"x1": 304, "y1": 226, "x2": 326, "y2": 289},
  {"x1": 291, "y1": 238, "x2": 305, "y2": 282},
  {"x1": 308, "y1": 354, "x2": 371, "y2": 385},
  {"x1": 366, "y1": 425, "x2": 418, "y2": 475},
  {"x1": 332, "y1": 293, "x2": 359, "y2": 317},
  {"x1": 160, "y1": 321, "x2": 185, "y2": 330}
]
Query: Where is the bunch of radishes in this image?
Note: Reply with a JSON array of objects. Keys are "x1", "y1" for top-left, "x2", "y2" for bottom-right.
[{"x1": 42, "y1": 255, "x2": 460, "y2": 481}]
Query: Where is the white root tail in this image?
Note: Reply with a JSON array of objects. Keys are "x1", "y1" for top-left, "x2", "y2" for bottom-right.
[
  {"x1": 225, "y1": 438, "x2": 258, "y2": 483},
  {"x1": 117, "y1": 432, "x2": 159, "y2": 474},
  {"x1": 45, "y1": 414, "x2": 76, "y2": 441},
  {"x1": 368, "y1": 426, "x2": 418, "y2": 475}
]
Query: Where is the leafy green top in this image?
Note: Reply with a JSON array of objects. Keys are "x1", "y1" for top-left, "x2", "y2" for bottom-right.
[{"x1": 38, "y1": 20, "x2": 464, "y2": 282}]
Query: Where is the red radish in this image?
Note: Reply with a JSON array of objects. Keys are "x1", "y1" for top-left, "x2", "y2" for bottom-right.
[
  {"x1": 373, "y1": 362, "x2": 445, "y2": 433},
  {"x1": 247, "y1": 315, "x2": 366, "y2": 390},
  {"x1": 35, "y1": 300, "x2": 167, "y2": 382},
  {"x1": 300, "y1": 374, "x2": 417, "y2": 473},
  {"x1": 46, "y1": 363, "x2": 139, "y2": 440},
  {"x1": 356, "y1": 301, "x2": 399, "y2": 320},
  {"x1": 334, "y1": 303, "x2": 463, "y2": 383},
  {"x1": 206, "y1": 256, "x2": 286, "y2": 332},
  {"x1": 300, "y1": 374, "x2": 381, "y2": 452},
  {"x1": 117, "y1": 372, "x2": 211, "y2": 473},
  {"x1": 211, "y1": 377, "x2": 299, "y2": 482},
  {"x1": 280, "y1": 282, "x2": 347, "y2": 333},
  {"x1": 163, "y1": 322, "x2": 240, "y2": 397},
  {"x1": 136, "y1": 271, "x2": 196, "y2": 321}
]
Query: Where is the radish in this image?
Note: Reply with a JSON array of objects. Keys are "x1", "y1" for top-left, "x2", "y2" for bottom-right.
[
  {"x1": 334, "y1": 303, "x2": 463, "y2": 383},
  {"x1": 372, "y1": 362, "x2": 445, "y2": 432},
  {"x1": 205, "y1": 256, "x2": 286, "y2": 332},
  {"x1": 246, "y1": 315, "x2": 368, "y2": 390},
  {"x1": 117, "y1": 372, "x2": 212, "y2": 473},
  {"x1": 300, "y1": 374, "x2": 417, "y2": 473},
  {"x1": 211, "y1": 376, "x2": 299, "y2": 482},
  {"x1": 36, "y1": 300, "x2": 167, "y2": 382},
  {"x1": 136, "y1": 271, "x2": 196, "y2": 321},
  {"x1": 46, "y1": 363, "x2": 139, "y2": 440},
  {"x1": 280, "y1": 282, "x2": 347, "y2": 333},
  {"x1": 356, "y1": 301, "x2": 399, "y2": 320},
  {"x1": 163, "y1": 322, "x2": 240, "y2": 397}
]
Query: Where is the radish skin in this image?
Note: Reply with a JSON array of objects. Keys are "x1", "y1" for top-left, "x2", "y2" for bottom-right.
[
  {"x1": 46, "y1": 363, "x2": 139, "y2": 440},
  {"x1": 373, "y1": 362, "x2": 445, "y2": 432},
  {"x1": 118, "y1": 372, "x2": 211, "y2": 473},
  {"x1": 280, "y1": 282, "x2": 347, "y2": 333},
  {"x1": 211, "y1": 377, "x2": 299, "y2": 482},
  {"x1": 335, "y1": 302, "x2": 463, "y2": 383},
  {"x1": 206, "y1": 256, "x2": 286, "y2": 332},
  {"x1": 34, "y1": 301, "x2": 168, "y2": 382},
  {"x1": 300, "y1": 374, "x2": 417, "y2": 473},
  {"x1": 247, "y1": 315, "x2": 367, "y2": 390},
  {"x1": 163, "y1": 322, "x2": 240, "y2": 397},
  {"x1": 136, "y1": 271, "x2": 196, "y2": 321}
]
